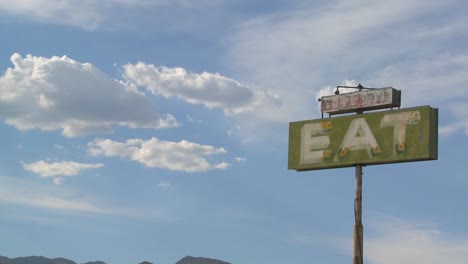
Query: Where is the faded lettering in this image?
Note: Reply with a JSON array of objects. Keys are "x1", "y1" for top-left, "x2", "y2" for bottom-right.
[
  {"x1": 380, "y1": 111, "x2": 421, "y2": 155},
  {"x1": 336, "y1": 118, "x2": 381, "y2": 160},
  {"x1": 300, "y1": 122, "x2": 332, "y2": 164}
]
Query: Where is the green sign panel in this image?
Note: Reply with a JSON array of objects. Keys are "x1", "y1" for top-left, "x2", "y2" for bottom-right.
[{"x1": 288, "y1": 106, "x2": 438, "y2": 171}]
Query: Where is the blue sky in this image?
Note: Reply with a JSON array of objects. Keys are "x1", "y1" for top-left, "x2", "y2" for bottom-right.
[{"x1": 1, "y1": 0, "x2": 467, "y2": 264}]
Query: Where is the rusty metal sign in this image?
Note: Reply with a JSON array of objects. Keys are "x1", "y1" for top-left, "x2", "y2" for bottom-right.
[
  {"x1": 320, "y1": 88, "x2": 401, "y2": 115},
  {"x1": 288, "y1": 106, "x2": 438, "y2": 171}
]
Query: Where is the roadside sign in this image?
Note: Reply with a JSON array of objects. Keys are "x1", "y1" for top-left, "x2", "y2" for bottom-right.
[
  {"x1": 288, "y1": 105, "x2": 438, "y2": 171},
  {"x1": 321, "y1": 88, "x2": 401, "y2": 115}
]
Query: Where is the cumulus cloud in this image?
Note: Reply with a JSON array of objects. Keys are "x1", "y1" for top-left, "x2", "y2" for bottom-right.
[
  {"x1": 23, "y1": 160, "x2": 103, "y2": 177},
  {"x1": 23, "y1": 160, "x2": 104, "y2": 184},
  {"x1": 0, "y1": 53, "x2": 178, "y2": 137},
  {"x1": 88, "y1": 137, "x2": 230, "y2": 172},
  {"x1": 123, "y1": 62, "x2": 281, "y2": 115}
]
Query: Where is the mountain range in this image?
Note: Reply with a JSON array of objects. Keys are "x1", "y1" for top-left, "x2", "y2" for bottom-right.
[{"x1": 0, "y1": 255, "x2": 230, "y2": 264}]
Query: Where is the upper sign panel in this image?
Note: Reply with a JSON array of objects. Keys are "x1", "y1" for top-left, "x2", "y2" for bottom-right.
[
  {"x1": 288, "y1": 106, "x2": 438, "y2": 171},
  {"x1": 320, "y1": 88, "x2": 401, "y2": 115}
]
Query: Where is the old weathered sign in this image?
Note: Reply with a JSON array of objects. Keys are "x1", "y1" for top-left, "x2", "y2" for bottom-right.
[
  {"x1": 320, "y1": 88, "x2": 401, "y2": 115},
  {"x1": 288, "y1": 105, "x2": 438, "y2": 171}
]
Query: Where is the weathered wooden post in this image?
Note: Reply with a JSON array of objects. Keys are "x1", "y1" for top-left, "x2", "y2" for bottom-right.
[{"x1": 354, "y1": 163, "x2": 363, "y2": 264}]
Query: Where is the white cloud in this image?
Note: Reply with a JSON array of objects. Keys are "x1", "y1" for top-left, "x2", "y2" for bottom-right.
[
  {"x1": 0, "y1": 176, "x2": 171, "y2": 220},
  {"x1": 225, "y1": 0, "x2": 463, "y2": 127},
  {"x1": 331, "y1": 215, "x2": 468, "y2": 264},
  {"x1": 367, "y1": 54, "x2": 468, "y2": 108},
  {"x1": 53, "y1": 177, "x2": 64, "y2": 185},
  {"x1": 186, "y1": 114, "x2": 203, "y2": 124},
  {"x1": 0, "y1": 53, "x2": 178, "y2": 137},
  {"x1": 417, "y1": 16, "x2": 468, "y2": 39},
  {"x1": 0, "y1": 0, "x2": 170, "y2": 30},
  {"x1": 235, "y1": 157, "x2": 247, "y2": 162},
  {"x1": 88, "y1": 137, "x2": 230, "y2": 172},
  {"x1": 0, "y1": 0, "x2": 226, "y2": 31},
  {"x1": 123, "y1": 62, "x2": 281, "y2": 115},
  {"x1": 366, "y1": 216, "x2": 468, "y2": 264},
  {"x1": 0, "y1": 176, "x2": 117, "y2": 214},
  {"x1": 53, "y1": 144, "x2": 65, "y2": 150},
  {"x1": 158, "y1": 181, "x2": 171, "y2": 188},
  {"x1": 440, "y1": 103, "x2": 468, "y2": 136},
  {"x1": 0, "y1": 0, "x2": 103, "y2": 30},
  {"x1": 23, "y1": 160, "x2": 103, "y2": 177}
]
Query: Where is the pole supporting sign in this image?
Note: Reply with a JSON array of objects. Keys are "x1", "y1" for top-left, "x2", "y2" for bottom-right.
[{"x1": 288, "y1": 105, "x2": 438, "y2": 171}]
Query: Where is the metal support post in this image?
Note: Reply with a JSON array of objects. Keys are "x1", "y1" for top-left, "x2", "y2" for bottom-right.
[
  {"x1": 353, "y1": 164, "x2": 363, "y2": 264},
  {"x1": 354, "y1": 107, "x2": 364, "y2": 264}
]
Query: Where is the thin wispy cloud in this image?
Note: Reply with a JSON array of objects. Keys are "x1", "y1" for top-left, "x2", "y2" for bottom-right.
[
  {"x1": 0, "y1": 176, "x2": 170, "y2": 220},
  {"x1": 158, "y1": 181, "x2": 171, "y2": 189},
  {"x1": 226, "y1": 0, "x2": 467, "y2": 138},
  {"x1": 235, "y1": 157, "x2": 247, "y2": 162},
  {"x1": 0, "y1": 176, "x2": 117, "y2": 215},
  {"x1": 439, "y1": 103, "x2": 468, "y2": 136},
  {"x1": 0, "y1": 0, "x2": 231, "y2": 31},
  {"x1": 366, "y1": 216, "x2": 468, "y2": 264},
  {"x1": 0, "y1": 0, "x2": 172, "y2": 30},
  {"x1": 331, "y1": 215, "x2": 468, "y2": 264}
]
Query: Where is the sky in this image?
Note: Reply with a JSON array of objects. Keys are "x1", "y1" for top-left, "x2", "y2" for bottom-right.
[{"x1": 0, "y1": 0, "x2": 468, "y2": 264}]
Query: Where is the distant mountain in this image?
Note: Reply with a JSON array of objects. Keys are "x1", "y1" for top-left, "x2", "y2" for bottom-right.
[
  {"x1": 175, "y1": 256, "x2": 230, "y2": 264},
  {"x1": 0, "y1": 255, "x2": 13, "y2": 264},
  {"x1": 0, "y1": 255, "x2": 230, "y2": 264},
  {"x1": 0, "y1": 256, "x2": 76, "y2": 264}
]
